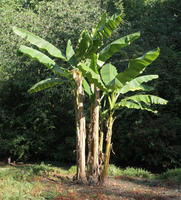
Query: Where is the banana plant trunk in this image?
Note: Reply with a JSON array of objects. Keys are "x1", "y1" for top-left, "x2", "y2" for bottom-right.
[
  {"x1": 72, "y1": 69, "x2": 87, "y2": 183},
  {"x1": 87, "y1": 84, "x2": 100, "y2": 184},
  {"x1": 101, "y1": 112, "x2": 114, "y2": 183}
]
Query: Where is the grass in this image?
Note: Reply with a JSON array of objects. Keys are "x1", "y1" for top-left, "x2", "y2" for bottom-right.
[
  {"x1": 69, "y1": 164, "x2": 181, "y2": 181},
  {"x1": 69, "y1": 164, "x2": 153, "y2": 178},
  {"x1": 0, "y1": 162, "x2": 69, "y2": 199},
  {"x1": 0, "y1": 167, "x2": 44, "y2": 200},
  {"x1": 109, "y1": 164, "x2": 153, "y2": 178},
  {"x1": 0, "y1": 163, "x2": 180, "y2": 199}
]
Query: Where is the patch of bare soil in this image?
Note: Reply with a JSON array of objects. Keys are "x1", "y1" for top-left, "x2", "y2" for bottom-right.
[{"x1": 52, "y1": 175, "x2": 181, "y2": 200}]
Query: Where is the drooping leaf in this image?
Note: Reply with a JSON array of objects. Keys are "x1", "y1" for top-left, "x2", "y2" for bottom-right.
[
  {"x1": 19, "y1": 45, "x2": 72, "y2": 79},
  {"x1": 114, "y1": 94, "x2": 167, "y2": 113},
  {"x1": 99, "y1": 32, "x2": 140, "y2": 63},
  {"x1": 124, "y1": 94, "x2": 168, "y2": 106},
  {"x1": 28, "y1": 78, "x2": 67, "y2": 94},
  {"x1": 13, "y1": 27, "x2": 66, "y2": 61},
  {"x1": 100, "y1": 63, "x2": 118, "y2": 86},
  {"x1": 116, "y1": 48, "x2": 160, "y2": 85},
  {"x1": 115, "y1": 100, "x2": 157, "y2": 113},
  {"x1": 119, "y1": 75, "x2": 158, "y2": 94}
]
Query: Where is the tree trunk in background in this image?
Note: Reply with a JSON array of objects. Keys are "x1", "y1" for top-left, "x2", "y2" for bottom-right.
[
  {"x1": 87, "y1": 84, "x2": 100, "y2": 184},
  {"x1": 72, "y1": 69, "x2": 87, "y2": 183}
]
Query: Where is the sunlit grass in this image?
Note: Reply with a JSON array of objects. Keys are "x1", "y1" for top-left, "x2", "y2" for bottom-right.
[
  {"x1": 0, "y1": 163, "x2": 69, "y2": 199},
  {"x1": 0, "y1": 163, "x2": 180, "y2": 199},
  {"x1": 109, "y1": 164, "x2": 153, "y2": 178},
  {"x1": 68, "y1": 164, "x2": 153, "y2": 178},
  {"x1": 0, "y1": 176, "x2": 43, "y2": 200}
]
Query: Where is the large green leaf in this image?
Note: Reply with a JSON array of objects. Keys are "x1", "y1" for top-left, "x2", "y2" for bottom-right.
[
  {"x1": 115, "y1": 94, "x2": 167, "y2": 113},
  {"x1": 78, "y1": 63, "x2": 107, "y2": 92},
  {"x1": 124, "y1": 94, "x2": 168, "y2": 106},
  {"x1": 13, "y1": 27, "x2": 66, "y2": 61},
  {"x1": 119, "y1": 75, "x2": 158, "y2": 94},
  {"x1": 116, "y1": 48, "x2": 160, "y2": 85},
  {"x1": 100, "y1": 63, "x2": 118, "y2": 86},
  {"x1": 28, "y1": 78, "x2": 67, "y2": 94},
  {"x1": 99, "y1": 32, "x2": 140, "y2": 63},
  {"x1": 19, "y1": 45, "x2": 72, "y2": 79}
]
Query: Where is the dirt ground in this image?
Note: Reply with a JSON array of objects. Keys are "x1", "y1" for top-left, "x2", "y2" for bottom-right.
[{"x1": 49, "y1": 174, "x2": 181, "y2": 200}]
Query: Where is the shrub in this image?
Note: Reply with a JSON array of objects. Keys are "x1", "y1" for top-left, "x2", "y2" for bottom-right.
[{"x1": 158, "y1": 168, "x2": 181, "y2": 183}]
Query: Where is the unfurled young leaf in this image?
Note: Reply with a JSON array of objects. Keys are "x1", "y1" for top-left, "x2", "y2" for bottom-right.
[
  {"x1": 82, "y1": 78, "x2": 92, "y2": 97},
  {"x1": 94, "y1": 12, "x2": 124, "y2": 39},
  {"x1": 66, "y1": 40, "x2": 77, "y2": 66},
  {"x1": 66, "y1": 40, "x2": 75, "y2": 60}
]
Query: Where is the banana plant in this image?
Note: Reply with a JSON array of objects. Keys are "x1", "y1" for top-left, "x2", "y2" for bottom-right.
[
  {"x1": 85, "y1": 47, "x2": 167, "y2": 182},
  {"x1": 12, "y1": 12, "x2": 131, "y2": 183},
  {"x1": 76, "y1": 13, "x2": 141, "y2": 183},
  {"x1": 13, "y1": 11, "x2": 167, "y2": 185},
  {"x1": 12, "y1": 26, "x2": 89, "y2": 182}
]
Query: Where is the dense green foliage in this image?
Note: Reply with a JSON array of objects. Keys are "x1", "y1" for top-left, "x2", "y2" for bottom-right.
[
  {"x1": 0, "y1": 0, "x2": 103, "y2": 163},
  {"x1": 111, "y1": 0, "x2": 181, "y2": 172},
  {"x1": 0, "y1": 0, "x2": 180, "y2": 172}
]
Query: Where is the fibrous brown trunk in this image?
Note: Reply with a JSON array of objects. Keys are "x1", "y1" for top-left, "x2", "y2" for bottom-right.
[
  {"x1": 87, "y1": 84, "x2": 100, "y2": 184},
  {"x1": 101, "y1": 113, "x2": 114, "y2": 183},
  {"x1": 71, "y1": 69, "x2": 86, "y2": 183}
]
